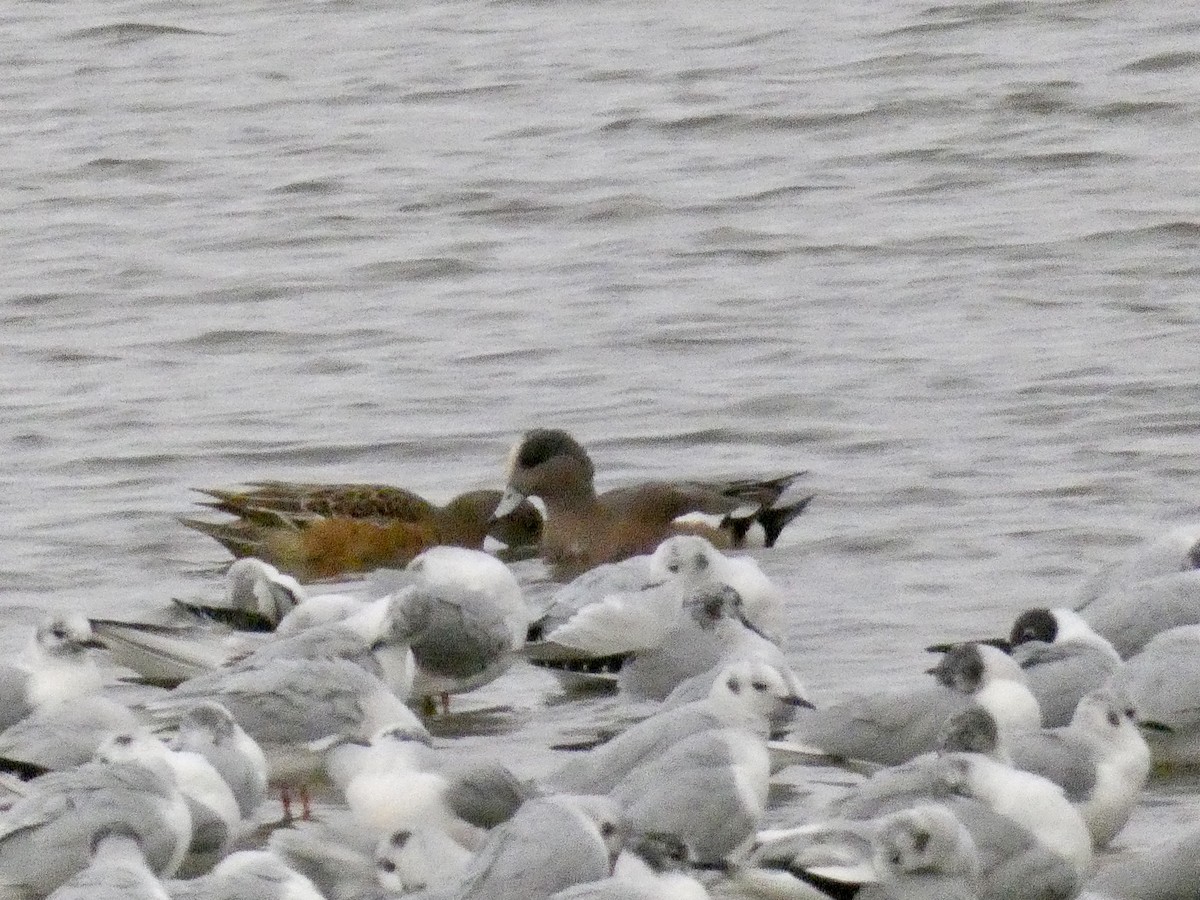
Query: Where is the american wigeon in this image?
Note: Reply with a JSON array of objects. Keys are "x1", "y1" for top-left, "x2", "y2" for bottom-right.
[
  {"x1": 182, "y1": 482, "x2": 542, "y2": 582},
  {"x1": 492, "y1": 429, "x2": 812, "y2": 580}
]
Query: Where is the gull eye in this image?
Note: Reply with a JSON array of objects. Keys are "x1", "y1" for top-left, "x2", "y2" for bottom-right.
[
  {"x1": 751, "y1": 681, "x2": 769, "y2": 692},
  {"x1": 51, "y1": 628, "x2": 67, "y2": 639},
  {"x1": 378, "y1": 860, "x2": 396, "y2": 873},
  {"x1": 600, "y1": 821, "x2": 617, "y2": 838}
]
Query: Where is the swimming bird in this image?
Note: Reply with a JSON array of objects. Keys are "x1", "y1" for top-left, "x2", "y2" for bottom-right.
[
  {"x1": 0, "y1": 695, "x2": 141, "y2": 776},
  {"x1": 832, "y1": 751, "x2": 1092, "y2": 897},
  {"x1": 0, "y1": 614, "x2": 106, "y2": 731},
  {"x1": 96, "y1": 729, "x2": 243, "y2": 875},
  {"x1": 405, "y1": 793, "x2": 626, "y2": 900},
  {"x1": 529, "y1": 537, "x2": 801, "y2": 703},
  {"x1": 170, "y1": 701, "x2": 268, "y2": 821},
  {"x1": 740, "y1": 804, "x2": 982, "y2": 900},
  {"x1": 171, "y1": 558, "x2": 306, "y2": 631},
  {"x1": 548, "y1": 660, "x2": 811, "y2": 798},
  {"x1": 941, "y1": 690, "x2": 1150, "y2": 850},
  {"x1": 492, "y1": 429, "x2": 811, "y2": 580},
  {"x1": 936, "y1": 608, "x2": 1123, "y2": 727},
  {"x1": 0, "y1": 759, "x2": 192, "y2": 897},
  {"x1": 1108, "y1": 623, "x2": 1200, "y2": 767},
  {"x1": 148, "y1": 657, "x2": 427, "y2": 819},
  {"x1": 183, "y1": 482, "x2": 543, "y2": 581},
  {"x1": 796, "y1": 643, "x2": 1041, "y2": 766}
]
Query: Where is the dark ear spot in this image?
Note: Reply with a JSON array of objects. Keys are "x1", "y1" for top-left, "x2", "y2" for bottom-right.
[
  {"x1": 694, "y1": 553, "x2": 708, "y2": 571},
  {"x1": 391, "y1": 831, "x2": 411, "y2": 847}
]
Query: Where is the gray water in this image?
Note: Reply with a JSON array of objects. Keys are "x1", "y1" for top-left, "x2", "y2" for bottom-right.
[{"x1": 3, "y1": 0, "x2": 1200, "y2": 880}]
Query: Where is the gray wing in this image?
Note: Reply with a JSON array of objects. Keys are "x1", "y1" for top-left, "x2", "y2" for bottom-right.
[
  {"x1": 1080, "y1": 572, "x2": 1200, "y2": 658},
  {"x1": 1110, "y1": 627, "x2": 1200, "y2": 730},
  {"x1": 547, "y1": 704, "x2": 718, "y2": 795},
  {"x1": 0, "y1": 763, "x2": 185, "y2": 891},
  {"x1": 1015, "y1": 641, "x2": 1121, "y2": 727},
  {"x1": 46, "y1": 834, "x2": 170, "y2": 900},
  {"x1": 407, "y1": 585, "x2": 515, "y2": 680},
  {"x1": 1007, "y1": 731, "x2": 1097, "y2": 802},
  {"x1": 453, "y1": 798, "x2": 611, "y2": 900},
  {"x1": 0, "y1": 696, "x2": 140, "y2": 770},
  {"x1": 800, "y1": 685, "x2": 966, "y2": 766},
  {"x1": 159, "y1": 659, "x2": 379, "y2": 744},
  {"x1": 535, "y1": 557, "x2": 660, "y2": 635},
  {"x1": 612, "y1": 730, "x2": 765, "y2": 864}
]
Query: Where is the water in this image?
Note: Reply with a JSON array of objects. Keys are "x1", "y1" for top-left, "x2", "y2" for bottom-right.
[{"x1": 3, "y1": 0, "x2": 1200, "y2": 880}]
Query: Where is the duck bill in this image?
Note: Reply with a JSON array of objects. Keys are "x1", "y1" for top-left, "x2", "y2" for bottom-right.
[{"x1": 490, "y1": 486, "x2": 528, "y2": 522}]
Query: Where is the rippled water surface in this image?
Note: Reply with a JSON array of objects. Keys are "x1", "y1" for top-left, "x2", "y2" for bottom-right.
[{"x1": 3, "y1": 0, "x2": 1200, "y2": 878}]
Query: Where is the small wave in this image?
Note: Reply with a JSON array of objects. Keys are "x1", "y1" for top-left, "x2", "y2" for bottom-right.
[
  {"x1": 268, "y1": 178, "x2": 341, "y2": 196},
  {"x1": 1122, "y1": 50, "x2": 1200, "y2": 73},
  {"x1": 1089, "y1": 100, "x2": 1181, "y2": 120},
  {"x1": 81, "y1": 157, "x2": 171, "y2": 176},
  {"x1": 352, "y1": 257, "x2": 480, "y2": 281},
  {"x1": 1082, "y1": 221, "x2": 1200, "y2": 243},
  {"x1": 68, "y1": 22, "x2": 216, "y2": 40}
]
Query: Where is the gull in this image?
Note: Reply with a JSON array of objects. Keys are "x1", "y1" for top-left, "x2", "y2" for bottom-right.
[
  {"x1": 0, "y1": 759, "x2": 192, "y2": 897},
  {"x1": 1075, "y1": 571, "x2": 1200, "y2": 660},
  {"x1": 548, "y1": 660, "x2": 812, "y2": 797},
  {"x1": 171, "y1": 701, "x2": 268, "y2": 821},
  {"x1": 172, "y1": 558, "x2": 306, "y2": 631},
  {"x1": 1005, "y1": 689, "x2": 1150, "y2": 848},
  {"x1": 0, "y1": 614, "x2": 106, "y2": 731},
  {"x1": 1004, "y1": 608, "x2": 1123, "y2": 728},
  {"x1": 739, "y1": 804, "x2": 981, "y2": 900},
  {"x1": 796, "y1": 643, "x2": 1041, "y2": 766},
  {"x1": 831, "y1": 751, "x2": 1093, "y2": 894},
  {"x1": 96, "y1": 729, "x2": 242, "y2": 875},
  {"x1": 0, "y1": 696, "x2": 140, "y2": 775},
  {"x1": 406, "y1": 793, "x2": 626, "y2": 900},
  {"x1": 148, "y1": 657, "x2": 427, "y2": 819},
  {"x1": 533, "y1": 540, "x2": 800, "y2": 702},
  {"x1": 610, "y1": 723, "x2": 771, "y2": 864},
  {"x1": 1108, "y1": 623, "x2": 1200, "y2": 767},
  {"x1": 1075, "y1": 523, "x2": 1200, "y2": 607},
  {"x1": 45, "y1": 830, "x2": 170, "y2": 900},
  {"x1": 324, "y1": 724, "x2": 481, "y2": 848},
  {"x1": 941, "y1": 690, "x2": 1150, "y2": 849},
  {"x1": 397, "y1": 545, "x2": 532, "y2": 710},
  {"x1": 936, "y1": 608, "x2": 1123, "y2": 728}
]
